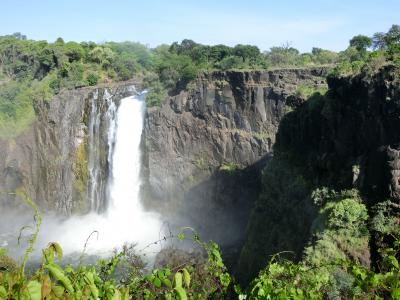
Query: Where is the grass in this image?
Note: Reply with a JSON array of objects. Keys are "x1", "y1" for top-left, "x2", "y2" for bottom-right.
[
  {"x1": 219, "y1": 162, "x2": 241, "y2": 174},
  {"x1": 194, "y1": 158, "x2": 208, "y2": 171},
  {"x1": 295, "y1": 83, "x2": 328, "y2": 100}
]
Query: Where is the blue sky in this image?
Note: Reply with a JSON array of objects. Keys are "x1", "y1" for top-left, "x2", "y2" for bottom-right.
[{"x1": 1, "y1": 0, "x2": 399, "y2": 52}]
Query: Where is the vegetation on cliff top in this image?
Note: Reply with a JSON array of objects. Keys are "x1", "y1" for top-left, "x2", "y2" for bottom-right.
[{"x1": 0, "y1": 24, "x2": 399, "y2": 138}]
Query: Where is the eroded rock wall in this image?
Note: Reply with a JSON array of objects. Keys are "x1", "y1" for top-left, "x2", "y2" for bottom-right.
[
  {"x1": 238, "y1": 65, "x2": 400, "y2": 282},
  {"x1": 143, "y1": 68, "x2": 329, "y2": 249},
  {"x1": 0, "y1": 83, "x2": 136, "y2": 214}
]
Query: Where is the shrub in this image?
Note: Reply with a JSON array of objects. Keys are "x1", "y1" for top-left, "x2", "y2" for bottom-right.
[
  {"x1": 0, "y1": 81, "x2": 36, "y2": 138},
  {"x1": 219, "y1": 162, "x2": 240, "y2": 174},
  {"x1": 145, "y1": 80, "x2": 166, "y2": 107},
  {"x1": 86, "y1": 71, "x2": 98, "y2": 86}
]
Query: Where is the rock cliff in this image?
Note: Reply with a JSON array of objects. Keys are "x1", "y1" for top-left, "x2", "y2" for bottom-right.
[
  {"x1": 142, "y1": 68, "x2": 329, "y2": 251},
  {"x1": 0, "y1": 82, "x2": 137, "y2": 214},
  {"x1": 238, "y1": 65, "x2": 400, "y2": 282}
]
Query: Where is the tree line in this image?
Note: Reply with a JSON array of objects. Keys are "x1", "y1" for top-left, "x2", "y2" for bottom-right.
[{"x1": 0, "y1": 24, "x2": 399, "y2": 137}]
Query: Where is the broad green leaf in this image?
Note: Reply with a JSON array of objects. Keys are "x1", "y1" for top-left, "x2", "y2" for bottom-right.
[
  {"x1": 0, "y1": 286, "x2": 7, "y2": 298},
  {"x1": 119, "y1": 288, "x2": 129, "y2": 300},
  {"x1": 182, "y1": 268, "x2": 190, "y2": 288},
  {"x1": 392, "y1": 288, "x2": 400, "y2": 299},
  {"x1": 162, "y1": 278, "x2": 172, "y2": 288},
  {"x1": 165, "y1": 293, "x2": 172, "y2": 300},
  {"x1": 75, "y1": 289, "x2": 83, "y2": 300},
  {"x1": 46, "y1": 262, "x2": 74, "y2": 294},
  {"x1": 64, "y1": 265, "x2": 74, "y2": 273},
  {"x1": 153, "y1": 277, "x2": 161, "y2": 288},
  {"x1": 51, "y1": 284, "x2": 65, "y2": 298},
  {"x1": 388, "y1": 255, "x2": 399, "y2": 269},
  {"x1": 164, "y1": 268, "x2": 171, "y2": 276},
  {"x1": 24, "y1": 280, "x2": 42, "y2": 300},
  {"x1": 112, "y1": 289, "x2": 121, "y2": 300},
  {"x1": 174, "y1": 286, "x2": 187, "y2": 300},
  {"x1": 174, "y1": 272, "x2": 182, "y2": 288},
  {"x1": 83, "y1": 272, "x2": 99, "y2": 299}
]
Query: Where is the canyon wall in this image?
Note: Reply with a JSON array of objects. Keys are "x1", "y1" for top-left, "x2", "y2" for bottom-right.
[
  {"x1": 142, "y1": 68, "x2": 329, "y2": 251},
  {"x1": 238, "y1": 65, "x2": 400, "y2": 282},
  {"x1": 0, "y1": 83, "x2": 136, "y2": 214}
]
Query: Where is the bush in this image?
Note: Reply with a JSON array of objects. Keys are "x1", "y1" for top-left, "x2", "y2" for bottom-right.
[
  {"x1": 0, "y1": 81, "x2": 36, "y2": 138},
  {"x1": 145, "y1": 80, "x2": 166, "y2": 107},
  {"x1": 219, "y1": 162, "x2": 240, "y2": 174},
  {"x1": 86, "y1": 72, "x2": 98, "y2": 86}
]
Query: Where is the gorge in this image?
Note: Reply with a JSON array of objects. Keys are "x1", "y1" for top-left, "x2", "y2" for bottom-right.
[
  {"x1": 1, "y1": 59, "x2": 400, "y2": 298},
  {"x1": 1, "y1": 4, "x2": 399, "y2": 296}
]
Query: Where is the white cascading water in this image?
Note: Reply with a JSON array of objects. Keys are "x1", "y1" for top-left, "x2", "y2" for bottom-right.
[
  {"x1": 108, "y1": 95, "x2": 145, "y2": 221},
  {"x1": 24, "y1": 92, "x2": 162, "y2": 256}
]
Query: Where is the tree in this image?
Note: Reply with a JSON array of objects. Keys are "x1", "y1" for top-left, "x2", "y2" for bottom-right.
[
  {"x1": 233, "y1": 44, "x2": 261, "y2": 63},
  {"x1": 11, "y1": 32, "x2": 27, "y2": 40},
  {"x1": 373, "y1": 25, "x2": 400, "y2": 50},
  {"x1": 217, "y1": 55, "x2": 244, "y2": 70},
  {"x1": 372, "y1": 32, "x2": 386, "y2": 50},
  {"x1": 209, "y1": 44, "x2": 232, "y2": 61},
  {"x1": 63, "y1": 42, "x2": 84, "y2": 62},
  {"x1": 311, "y1": 48, "x2": 338, "y2": 64},
  {"x1": 349, "y1": 35, "x2": 372, "y2": 52},
  {"x1": 170, "y1": 39, "x2": 198, "y2": 56},
  {"x1": 385, "y1": 24, "x2": 400, "y2": 46},
  {"x1": 266, "y1": 46, "x2": 300, "y2": 66},
  {"x1": 55, "y1": 37, "x2": 65, "y2": 45},
  {"x1": 88, "y1": 46, "x2": 115, "y2": 68}
]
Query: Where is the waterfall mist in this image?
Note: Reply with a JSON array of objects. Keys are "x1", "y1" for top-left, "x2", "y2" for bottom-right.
[{"x1": 1, "y1": 93, "x2": 162, "y2": 258}]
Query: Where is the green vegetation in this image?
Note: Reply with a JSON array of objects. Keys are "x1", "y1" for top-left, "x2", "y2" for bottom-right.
[
  {"x1": 72, "y1": 140, "x2": 89, "y2": 213},
  {"x1": 331, "y1": 24, "x2": 400, "y2": 76},
  {"x1": 1, "y1": 188, "x2": 399, "y2": 299},
  {"x1": 243, "y1": 189, "x2": 400, "y2": 299},
  {"x1": 0, "y1": 34, "x2": 154, "y2": 137},
  {"x1": 1, "y1": 24, "x2": 400, "y2": 298},
  {"x1": 219, "y1": 162, "x2": 241, "y2": 174},
  {"x1": 237, "y1": 157, "x2": 314, "y2": 283},
  {"x1": 0, "y1": 197, "x2": 232, "y2": 299},
  {"x1": 1, "y1": 24, "x2": 399, "y2": 136},
  {"x1": 0, "y1": 81, "x2": 35, "y2": 138},
  {"x1": 194, "y1": 158, "x2": 208, "y2": 171},
  {"x1": 294, "y1": 83, "x2": 328, "y2": 100}
]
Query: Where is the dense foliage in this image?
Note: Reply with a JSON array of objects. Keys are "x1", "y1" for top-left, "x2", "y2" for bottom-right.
[
  {"x1": 1, "y1": 188, "x2": 399, "y2": 299},
  {"x1": 1, "y1": 25, "x2": 400, "y2": 299},
  {"x1": 0, "y1": 196, "x2": 232, "y2": 299},
  {"x1": 331, "y1": 25, "x2": 400, "y2": 76},
  {"x1": 243, "y1": 189, "x2": 400, "y2": 299},
  {"x1": 1, "y1": 24, "x2": 399, "y2": 137}
]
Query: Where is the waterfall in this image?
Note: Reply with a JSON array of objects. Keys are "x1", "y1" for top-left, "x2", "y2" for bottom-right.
[
  {"x1": 54, "y1": 92, "x2": 161, "y2": 254},
  {"x1": 87, "y1": 90, "x2": 102, "y2": 212},
  {"x1": 1, "y1": 89, "x2": 162, "y2": 258},
  {"x1": 108, "y1": 95, "x2": 145, "y2": 218},
  {"x1": 87, "y1": 89, "x2": 116, "y2": 213},
  {"x1": 34, "y1": 91, "x2": 161, "y2": 255}
]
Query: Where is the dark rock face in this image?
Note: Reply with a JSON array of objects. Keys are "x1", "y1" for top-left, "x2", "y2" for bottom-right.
[
  {"x1": 275, "y1": 65, "x2": 400, "y2": 203},
  {"x1": 0, "y1": 83, "x2": 137, "y2": 214},
  {"x1": 142, "y1": 68, "x2": 329, "y2": 251},
  {"x1": 238, "y1": 65, "x2": 400, "y2": 282}
]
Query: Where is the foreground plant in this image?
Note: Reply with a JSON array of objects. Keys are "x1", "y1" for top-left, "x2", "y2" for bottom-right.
[{"x1": 0, "y1": 194, "x2": 231, "y2": 300}]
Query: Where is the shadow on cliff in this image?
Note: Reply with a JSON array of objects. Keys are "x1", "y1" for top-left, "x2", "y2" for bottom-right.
[
  {"x1": 149, "y1": 155, "x2": 272, "y2": 273},
  {"x1": 237, "y1": 65, "x2": 400, "y2": 284}
]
